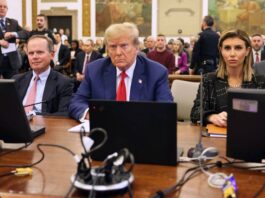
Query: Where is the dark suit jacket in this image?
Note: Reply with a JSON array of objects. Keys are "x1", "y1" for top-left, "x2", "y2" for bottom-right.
[
  {"x1": 69, "y1": 55, "x2": 173, "y2": 120},
  {"x1": 74, "y1": 50, "x2": 103, "y2": 74},
  {"x1": 58, "y1": 44, "x2": 70, "y2": 66},
  {"x1": 261, "y1": 50, "x2": 265, "y2": 61},
  {"x1": 254, "y1": 60, "x2": 265, "y2": 76},
  {"x1": 0, "y1": 18, "x2": 28, "y2": 69},
  {"x1": 190, "y1": 28, "x2": 219, "y2": 73},
  {"x1": 12, "y1": 69, "x2": 74, "y2": 116}
]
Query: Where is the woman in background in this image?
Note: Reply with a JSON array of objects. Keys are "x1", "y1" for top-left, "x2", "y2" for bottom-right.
[
  {"x1": 190, "y1": 29, "x2": 265, "y2": 127},
  {"x1": 172, "y1": 39, "x2": 188, "y2": 74}
]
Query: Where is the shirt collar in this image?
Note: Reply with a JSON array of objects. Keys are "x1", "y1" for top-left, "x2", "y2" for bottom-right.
[
  {"x1": 116, "y1": 59, "x2": 136, "y2": 79},
  {"x1": 32, "y1": 67, "x2": 51, "y2": 82}
]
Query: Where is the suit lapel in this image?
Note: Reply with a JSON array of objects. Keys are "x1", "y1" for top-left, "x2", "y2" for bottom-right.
[
  {"x1": 130, "y1": 58, "x2": 145, "y2": 100},
  {"x1": 103, "y1": 63, "x2": 116, "y2": 99}
]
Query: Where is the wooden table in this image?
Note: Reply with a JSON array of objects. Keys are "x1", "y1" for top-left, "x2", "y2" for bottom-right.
[{"x1": 0, "y1": 117, "x2": 264, "y2": 197}]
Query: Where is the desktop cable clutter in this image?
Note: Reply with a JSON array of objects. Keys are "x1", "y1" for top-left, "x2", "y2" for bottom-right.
[{"x1": 71, "y1": 127, "x2": 135, "y2": 197}]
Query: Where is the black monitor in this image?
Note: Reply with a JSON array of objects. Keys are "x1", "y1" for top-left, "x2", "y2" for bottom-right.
[
  {"x1": 227, "y1": 88, "x2": 265, "y2": 163},
  {"x1": 0, "y1": 79, "x2": 45, "y2": 144}
]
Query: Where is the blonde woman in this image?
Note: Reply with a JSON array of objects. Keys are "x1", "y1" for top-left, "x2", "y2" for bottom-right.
[
  {"x1": 190, "y1": 29, "x2": 265, "y2": 127},
  {"x1": 172, "y1": 39, "x2": 188, "y2": 74}
]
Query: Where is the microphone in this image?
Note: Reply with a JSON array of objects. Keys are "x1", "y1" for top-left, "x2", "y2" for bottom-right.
[
  {"x1": 23, "y1": 100, "x2": 47, "y2": 108},
  {"x1": 188, "y1": 69, "x2": 219, "y2": 158}
]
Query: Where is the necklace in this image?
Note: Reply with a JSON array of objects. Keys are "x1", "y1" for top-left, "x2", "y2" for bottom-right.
[{"x1": 229, "y1": 83, "x2": 241, "y2": 88}]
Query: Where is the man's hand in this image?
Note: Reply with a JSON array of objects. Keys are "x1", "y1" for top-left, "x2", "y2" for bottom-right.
[
  {"x1": 0, "y1": 39, "x2": 9, "y2": 48},
  {"x1": 4, "y1": 32, "x2": 16, "y2": 40},
  {"x1": 76, "y1": 72, "x2": 84, "y2": 81},
  {"x1": 207, "y1": 111, "x2": 227, "y2": 127}
]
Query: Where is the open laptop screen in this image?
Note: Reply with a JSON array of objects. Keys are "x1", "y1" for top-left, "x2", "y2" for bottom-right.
[
  {"x1": 89, "y1": 100, "x2": 177, "y2": 166},
  {"x1": 227, "y1": 88, "x2": 265, "y2": 163},
  {"x1": 0, "y1": 79, "x2": 44, "y2": 143}
]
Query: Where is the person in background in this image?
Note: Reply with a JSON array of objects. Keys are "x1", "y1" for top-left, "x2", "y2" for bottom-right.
[
  {"x1": 52, "y1": 32, "x2": 70, "y2": 72},
  {"x1": 251, "y1": 33, "x2": 265, "y2": 64},
  {"x1": 191, "y1": 29, "x2": 265, "y2": 127},
  {"x1": 29, "y1": 14, "x2": 56, "y2": 44},
  {"x1": 70, "y1": 39, "x2": 82, "y2": 72},
  {"x1": 189, "y1": 15, "x2": 219, "y2": 75},
  {"x1": 190, "y1": 29, "x2": 265, "y2": 127},
  {"x1": 74, "y1": 39, "x2": 103, "y2": 83},
  {"x1": 141, "y1": 35, "x2": 155, "y2": 54},
  {"x1": 12, "y1": 35, "x2": 73, "y2": 116},
  {"x1": 0, "y1": 0, "x2": 28, "y2": 78},
  {"x1": 69, "y1": 22, "x2": 173, "y2": 121},
  {"x1": 172, "y1": 39, "x2": 188, "y2": 74},
  {"x1": 147, "y1": 34, "x2": 175, "y2": 74}
]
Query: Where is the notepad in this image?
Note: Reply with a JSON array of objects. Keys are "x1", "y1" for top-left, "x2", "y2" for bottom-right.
[{"x1": 206, "y1": 124, "x2": 227, "y2": 138}]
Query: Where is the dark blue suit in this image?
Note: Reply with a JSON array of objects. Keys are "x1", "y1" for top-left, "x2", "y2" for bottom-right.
[{"x1": 69, "y1": 55, "x2": 173, "y2": 120}]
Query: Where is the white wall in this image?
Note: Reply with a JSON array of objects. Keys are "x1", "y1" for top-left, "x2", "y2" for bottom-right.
[{"x1": 6, "y1": 0, "x2": 22, "y2": 24}]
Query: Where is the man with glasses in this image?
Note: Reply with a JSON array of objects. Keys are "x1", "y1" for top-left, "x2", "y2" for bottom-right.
[
  {"x1": 0, "y1": 0, "x2": 28, "y2": 78},
  {"x1": 69, "y1": 22, "x2": 173, "y2": 121}
]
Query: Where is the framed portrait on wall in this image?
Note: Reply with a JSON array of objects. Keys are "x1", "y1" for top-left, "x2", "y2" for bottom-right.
[
  {"x1": 157, "y1": 0, "x2": 202, "y2": 36},
  {"x1": 96, "y1": 0, "x2": 152, "y2": 37}
]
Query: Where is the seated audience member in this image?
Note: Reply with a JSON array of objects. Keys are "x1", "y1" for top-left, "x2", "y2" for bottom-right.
[
  {"x1": 74, "y1": 39, "x2": 103, "y2": 82},
  {"x1": 141, "y1": 35, "x2": 155, "y2": 54},
  {"x1": 147, "y1": 34, "x2": 175, "y2": 74},
  {"x1": 254, "y1": 60, "x2": 265, "y2": 76},
  {"x1": 172, "y1": 39, "x2": 188, "y2": 74},
  {"x1": 190, "y1": 29, "x2": 265, "y2": 127},
  {"x1": 12, "y1": 35, "x2": 74, "y2": 116},
  {"x1": 69, "y1": 22, "x2": 173, "y2": 121}
]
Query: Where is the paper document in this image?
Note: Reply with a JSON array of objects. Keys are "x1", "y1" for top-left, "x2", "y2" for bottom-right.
[
  {"x1": 68, "y1": 120, "x2": 90, "y2": 133},
  {"x1": 1, "y1": 43, "x2": 17, "y2": 54}
]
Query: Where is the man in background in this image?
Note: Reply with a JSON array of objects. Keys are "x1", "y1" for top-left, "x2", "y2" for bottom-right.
[
  {"x1": 189, "y1": 15, "x2": 219, "y2": 74},
  {"x1": 74, "y1": 39, "x2": 103, "y2": 83},
  {"x1": 251, "y1": 34, "x2": 265, "y2": 64},
  {"x1": 147, "y1": 34, "x2": 175, "y2": 74},
  {"x1": 29, "y1": 14, "x2": 56, "y2": 44},
  {"x1": 0, "y1": 0, "x2": 28, "y2": 78},
  {"x1": 12, "y1": 35, "x2": 73, "y2": 116}
]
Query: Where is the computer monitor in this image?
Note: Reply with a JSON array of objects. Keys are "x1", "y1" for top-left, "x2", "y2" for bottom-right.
[
  {"x1": 89, "y1": 100, "x2": 177, "y2": 166},
  {"x1": 0, "y1": 79, "x2": 45, "y2": 144},
  {"x1": 227, "y1": 88, "x2": 265, "y2": 163}
]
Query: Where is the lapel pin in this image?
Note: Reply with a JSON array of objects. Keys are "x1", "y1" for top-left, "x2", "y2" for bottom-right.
[
  {"x1": 138, "y1": 79, "x2": 142, "y2": 84},
  {"x1": 7, "y1": 22, "x2": 10, "y2": 26}
]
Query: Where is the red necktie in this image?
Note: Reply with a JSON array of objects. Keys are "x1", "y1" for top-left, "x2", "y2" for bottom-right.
[
  {"x1": 116, "y1": 71, "x2": 127, "y2": 101},
  {"x1": 24, "y1": 75, "x2": 39, "y2": 113},
  {"x1": 256, "y1": 52, "x2": 260, "y2": 63}
]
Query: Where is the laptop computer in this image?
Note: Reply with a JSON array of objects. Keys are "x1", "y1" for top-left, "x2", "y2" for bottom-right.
[
  {"x1": 89, "y1": 100, "x2": 177, "y2": 166},
  {"x1": 0, "y1": 79, "x2": 45, "y2": 143},
  {"x1": 227, "y1": 88, "x2": 265, "y2": 163}
]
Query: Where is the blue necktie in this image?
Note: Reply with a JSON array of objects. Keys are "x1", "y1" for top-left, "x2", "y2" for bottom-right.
[{"x1": 0, "y1": 19, "x2": 6, "y2": 32}]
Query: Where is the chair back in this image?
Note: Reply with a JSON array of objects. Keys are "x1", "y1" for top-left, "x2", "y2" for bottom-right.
[{"x1": 171, "y1": 79, "x2": 199, "y2": 121}]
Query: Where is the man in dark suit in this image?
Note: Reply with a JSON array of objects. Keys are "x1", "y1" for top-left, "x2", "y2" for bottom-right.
[
  {"x1": 12, "y1": 35, "x2": 73, "y2": 116},
  {"x1": 189, "y1": 15, "x2": 219, "y2": 74},
  {"x1": 53, "y1": 32, "x2": 70, "y2": 72},
  {"x1": 0, "y1": 0, "x2": 28, "y2": 78},
  {"x1": 69, "y1": 22, "x2": 173, "y2": 121},
  {"x1": 254, "y1": 60, "x2": 265, "y2": 76},
  {"x1": 74, "y1": 39, "x2": 103, "y2": 82}
]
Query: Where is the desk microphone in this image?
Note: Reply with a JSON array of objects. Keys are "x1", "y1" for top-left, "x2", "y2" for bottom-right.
[
  {"x1": 23, "y1": 100, "x2": 47, "y2": 108},
  {"x1": 187, "y1": 69, "x2": 218, "y2": 158}
]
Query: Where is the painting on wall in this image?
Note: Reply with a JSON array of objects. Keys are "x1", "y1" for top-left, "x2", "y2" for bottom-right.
[
  {"x1": 157, "y1": 0, "x2": 202, "y2": 37},
  {"x1": 209, "y1": 0, "x2": 265, "y2": 35},
  {"x1": 96, "y1": 0, "x2": 152, "y2": 37}
]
